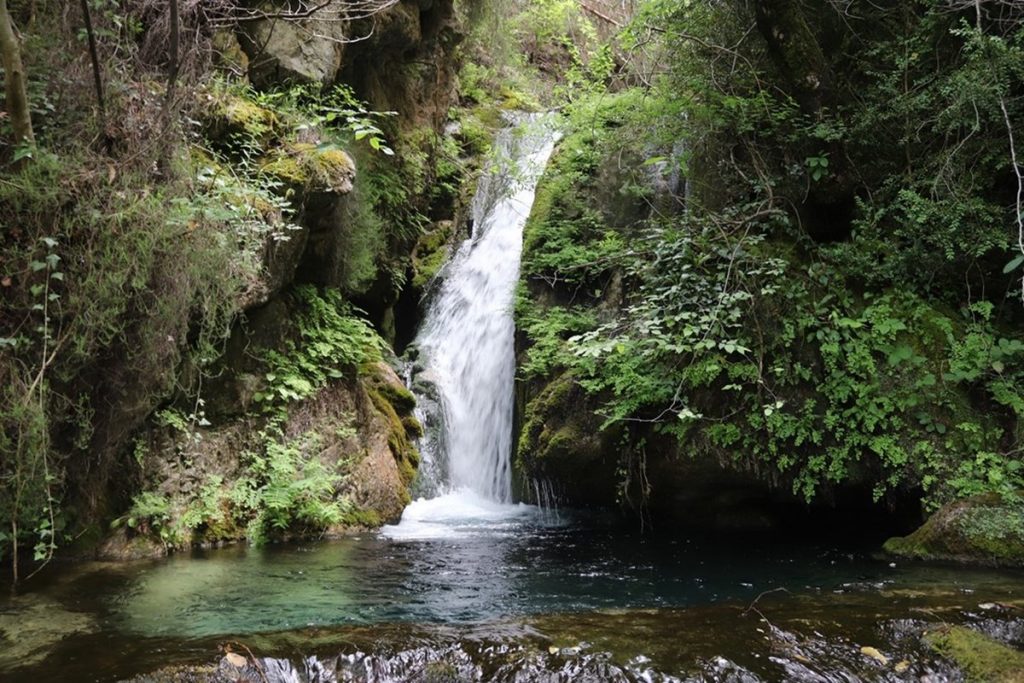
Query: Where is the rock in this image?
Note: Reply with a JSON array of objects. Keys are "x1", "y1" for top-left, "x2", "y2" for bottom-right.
[
  {"x1": 211, "y1": 30, "x2": 249, "y2": 77},
  {"x1": 95, "y1": 527, "x2": 166, "y2": 561},
  {"x1": 924, "y1": 625, "x2": 1024, "y2": 683},
  {"x1": 883, "y1": 494, "x2": 1024, "y2": 567},
  {"x1": 222, "y1": 652, "x2": 247, "y2": 668},
  {"x1": 859, "y1": 645, "x2": 888, "y2": 665},
  {"x1": 261, "y1": 143, "x2": 356, "y2": 195},
  {"x1": 411, "y1": 220, "x2": 455, "y2": 291},
  {"x1": 0, "y1": 596, "x2": 97, "y2": 670},
  {"x1": 240, "y1": 12, "x2": 343, "y2": 87}
]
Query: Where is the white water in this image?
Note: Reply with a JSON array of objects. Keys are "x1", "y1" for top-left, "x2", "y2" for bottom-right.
[{"x1": 384, "y1": 116, "x2": 559, "y2": 539}]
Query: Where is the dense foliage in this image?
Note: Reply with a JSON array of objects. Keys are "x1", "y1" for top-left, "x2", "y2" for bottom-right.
[
  {"x1": 517, "y1": 0, "x2": 1024, "y2": 510},
  {"x1": 0, "y1": 0, "x2": 470, "y2": 572}
]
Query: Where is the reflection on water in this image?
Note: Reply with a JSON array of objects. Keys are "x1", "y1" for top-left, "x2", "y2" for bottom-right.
[
  {"x1": 101, "y1": 502, "x2": 1016, "y2": 640},
  {"x1": 2, "y1": 511, "x2": 1024, "y2": 682}
]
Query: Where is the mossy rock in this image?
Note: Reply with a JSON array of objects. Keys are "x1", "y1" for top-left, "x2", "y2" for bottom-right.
[
  {"x1": 261, "y1": 143, "x2": 356, "y2": 195},
  {"x1": 925, "y1": 625, "x2": 1024, "y2": 682},
  {"x1": 402, "y1": 414, "x2": 424, "y2": 438},
  {"x1": 211, "y1": 30, "x2": 249, "y2": 76},
  {"x1": 517, "y1": 371, "x2": 621, "y2": 505},
  {"x1": 361, "y1": 362, "x2": 419, "y2": 489},
  {"x1": 340, "y1": 507, "x2": 382, "y2": 528},
  {"x1": 363, "y1": 362, "x2": 417, "y2": 414},
  {"x1": 884, "y1": 494, "x2": 1024, "y2": 567},
  {"x1": 411, "y1": 220, "x2": 455, "y2": 290},
  {"x1": 199, "y1": 90, "x2": 279, "y2": 152},
  {"x1": 455, "y1": 109, "x2": 497, "y2": 157}
]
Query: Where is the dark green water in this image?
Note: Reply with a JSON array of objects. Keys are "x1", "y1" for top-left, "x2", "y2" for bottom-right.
[{"x1": 1, "y1": 506, "x2": 1023, "y2": 682}]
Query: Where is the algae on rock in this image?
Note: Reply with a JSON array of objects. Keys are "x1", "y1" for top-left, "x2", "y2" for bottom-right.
[{"x1": 925, "y1": 625, "x2": 1024, "y2": 683}]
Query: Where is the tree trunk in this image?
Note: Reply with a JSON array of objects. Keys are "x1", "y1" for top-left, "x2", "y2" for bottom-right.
[
  {"x1": 0, "y1": 0, "x2": 34, "y2": 151},
  {"x1": 754, "y1": 0, "x2": 830, "y2": 115},
  {"x1": 79, "y1": 0, "x2": 105, "y2": 119},
  {"x1": 157, "y1": 0, "x2": 179, "y2": 174}
]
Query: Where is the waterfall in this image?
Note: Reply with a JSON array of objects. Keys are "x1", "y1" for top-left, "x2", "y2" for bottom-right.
[
  {"x1": 382, "y1": 116, "x2": 557, "y2": 542},
  {"x1": 410, "y1": 114, "x2": 557, "y2": 503}
]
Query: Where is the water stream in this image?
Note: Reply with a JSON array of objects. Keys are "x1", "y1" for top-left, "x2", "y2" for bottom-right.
[
  {"x1": 405, "y1": 113, "x2": 558, "y2": 504},
  {"x1": 2, "y1": 118, "x2": 1024, "y2": 682}
]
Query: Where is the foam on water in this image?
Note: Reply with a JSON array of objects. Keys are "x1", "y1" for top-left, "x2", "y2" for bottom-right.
[{"x1": 380, "y1": 489, "x2": 541, "y2": 540}]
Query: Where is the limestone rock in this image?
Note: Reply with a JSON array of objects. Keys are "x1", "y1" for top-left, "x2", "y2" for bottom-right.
[{"x1": 240, "y1": 13, "x2": 343, "y2": 87}]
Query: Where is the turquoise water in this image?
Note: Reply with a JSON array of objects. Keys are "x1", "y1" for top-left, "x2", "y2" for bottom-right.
[{"x1": 3, "y1": 505, "x2": 1023, "y2": 682}]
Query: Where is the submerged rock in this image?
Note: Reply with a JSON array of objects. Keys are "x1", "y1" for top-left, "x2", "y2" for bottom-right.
[
  {"x1": 0, "y1": 595, "x2": 97, "y2": 670},
  {"x1": 884, "y1": 495, "x2": 1024, "y2": 567}
]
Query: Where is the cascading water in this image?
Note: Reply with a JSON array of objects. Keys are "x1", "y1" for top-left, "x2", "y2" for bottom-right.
[{"x1": 384, "y1": 115, "x2": 558, "y2": 537}]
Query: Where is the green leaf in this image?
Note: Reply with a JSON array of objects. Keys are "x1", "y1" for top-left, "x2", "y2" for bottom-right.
[
  {"x1": 887, "y1": 344, "x2": 914, "y2": 366},
  {"x1": 14, "y1": 144, "x2": 35, "y2": 162},
  {"x1": 1004, "y1": 255, "x2": 1024, "y2": 274}
]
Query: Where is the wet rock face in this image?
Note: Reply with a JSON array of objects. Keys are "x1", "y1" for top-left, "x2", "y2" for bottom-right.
[{"x1": 884, "y1": 494, "x2": 1024, "y2": 567}]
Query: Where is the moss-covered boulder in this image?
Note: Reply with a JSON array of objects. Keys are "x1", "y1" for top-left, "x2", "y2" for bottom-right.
[
  {"x1": 261, "y1": 143, "x2": 356, "y2": 196},
  {"x1": 100, "y1": 366, "x2": 419, "y2": 557},
  {"x1": 197, "y1": 89, "x2": 279, "y2": 154},
  {"x1": 361, "y1": 361, "x2": 421, "y2": 494},
  {"x1": 884, "y1": 495, "x2": 1024, "y2": 567},
  {"x1": 924, "y1": 625, "x2": 1024, "y2": 682}
]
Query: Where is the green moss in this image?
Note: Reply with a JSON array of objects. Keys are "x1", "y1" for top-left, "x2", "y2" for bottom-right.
[
  {"x1": 402, "y1": 415, "x2": 424, "y2": 438},
  {"x1": 498, "y1": 85, "x2": 542, "y2": 112},
  {"x1": 518, "y1": 372, "x2": 582, "y2": 464},
  {"x1": 411, "y1": 221, "x2": 455, "y2": 289},
  {"x1": 925, "y1": 626, "x2": 1024, "y2": 682},
  {"x1": 340, "y1": 507, "x2": 382, "y2": 528},
  {"x1": 221, "y1": 97, "x2": 277, "y2": 134},
  {"x1": 260, "y1": 143, "x2": 356, "y2": 194},
  {"x1": 456, "y1": 110, "x2": 495, "y2": 157},
  {"x1": 364, "y1": 378, "x2": 419, "y2": 488},
  {"x1": 884, "y1": 495, "x2": 1024, "y2": 566},
  {"x1": 413, "y1": 248, "x2": 450, "y2": 289},
  {"x1": 260, "y1": 154, "x2": 307, "y2": 186},
  {"x1": 199, "y1": 88, "x2": 278, "y2": 151},
  {"x1": 397, "y1": 452, "x2": 418, "y2": 488},
  {"x1": 368, "y1": 375, "x2": 417, "y2": 414}
]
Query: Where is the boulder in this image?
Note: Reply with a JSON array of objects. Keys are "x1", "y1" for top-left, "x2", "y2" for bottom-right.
[
  {"x1": 884, "y1": 494, "x2": 1024, "y2": 567},
  {"x1": 240, "y1": 12, "x2": 343, "y2": 87}
]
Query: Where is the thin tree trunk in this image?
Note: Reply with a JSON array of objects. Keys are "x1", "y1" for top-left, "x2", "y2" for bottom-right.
[
  {"x1": 0, "y1": 0, "x2": 35, "y2": 153},
  {"x1": 157, "y1": 0, "x2": 179, "y2": 174},
  {"x1": 79, "y1": 0, "x2": 105, "y2": 120}
]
